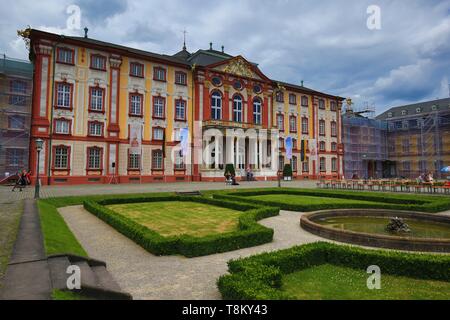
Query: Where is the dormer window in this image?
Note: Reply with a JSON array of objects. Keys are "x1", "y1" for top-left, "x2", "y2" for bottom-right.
[
  {"x1": 431, "y1": 105, "x2": 438, "y2": 111},
  {"x1": 401, "y1": 110, "x2": 407, "y2": 115},
  {"x1": 388, "y1": 112, "x2": 393, "y2": 118},
  {"x1": 416, "y1": 107, "x2": 421, "y2": 113}
]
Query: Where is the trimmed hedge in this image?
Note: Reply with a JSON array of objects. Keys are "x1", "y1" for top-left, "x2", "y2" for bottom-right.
[
  {"x1": 211, "y1": 188, "x2": 450, "y2": 213},
  {"x1": 83, "y1": 195, "x2": 278, "y2": 257},
  {"x1": 217, "y1": 242, "x2": 450, "y2": 300}
]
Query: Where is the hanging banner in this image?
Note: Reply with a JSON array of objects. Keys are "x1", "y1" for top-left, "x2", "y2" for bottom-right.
[
  {"x1": 180, "y1": 127, "x2": 189, "y2": 157},
  {"x1": 129, "y1": 123, "x2": 142, "y2": 155},
  {"x1": 285, "y1": 136, "x2": 293, "y2": 160},
  {"x1": 309, "y1": 139, "x2": 317, "y2": 157}
]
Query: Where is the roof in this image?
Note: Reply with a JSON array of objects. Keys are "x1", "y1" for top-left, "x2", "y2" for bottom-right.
[
  {"x1": 29, "y1": 28, "x2": 344, "y2": 100},
  {"x1": 376, "y1": 98, "x2": 450, "y2": 120},
  {"x1": 0, "y1": 56, "x2": 33, "y2": 77}
]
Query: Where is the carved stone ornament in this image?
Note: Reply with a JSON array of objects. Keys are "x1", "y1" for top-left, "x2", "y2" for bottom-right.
[{"x1": 223, "y1": 57, "x2": 254, "y2": 78}]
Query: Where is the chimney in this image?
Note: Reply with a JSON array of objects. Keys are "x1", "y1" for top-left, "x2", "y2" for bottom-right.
[
  {"x1": 300, "y1": 80, "x2": 304, "y2": 87},
  {"x1": 209, "y1": 42, "x2": 213, "y2": 50},
  {"x1": 221, "y1": 45, "x2": 224, "y2": 53},
  {"x1": 84, "y1": 27, "x2": 89, "y2": 38}
]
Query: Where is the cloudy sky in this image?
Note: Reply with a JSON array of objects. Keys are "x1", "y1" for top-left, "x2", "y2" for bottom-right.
[{"x1": 1, "y1": 0, "x2": 449, "y2": 114}]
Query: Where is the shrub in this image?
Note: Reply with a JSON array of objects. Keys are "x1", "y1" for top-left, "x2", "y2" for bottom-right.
[
  {"x1": 224, "y1": 163, "x2": 236, "y2": 177},
  {"x1": 218, "y1": 242, "x2": 450, "y2": 300},
  {"x1": 83, "y1": 196, "x2": 278, "y2": 257},
  {"x1": 283, "y1": 164, "x2": 293, "y2": 177}
]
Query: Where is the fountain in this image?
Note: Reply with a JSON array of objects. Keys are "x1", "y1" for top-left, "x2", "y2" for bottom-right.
[
  {"x1": 386, "y1": 217, "x2": 411, "y2": 233},
  {"x1": 300, "y1": 209, "x2": 450, "y2": 252}
]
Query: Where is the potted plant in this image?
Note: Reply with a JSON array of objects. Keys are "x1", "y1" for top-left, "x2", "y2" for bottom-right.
[
  {"x1": 283, "y1": 164, "x2": 293, "y2": 181},
  {"x1": 224, "y1": 163, "x2": 236, "y2": 177}
]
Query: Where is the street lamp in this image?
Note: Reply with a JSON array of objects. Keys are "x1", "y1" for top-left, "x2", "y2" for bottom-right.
[{"x1": 34, "y1": 138, "x2": 44, "y2": 199}]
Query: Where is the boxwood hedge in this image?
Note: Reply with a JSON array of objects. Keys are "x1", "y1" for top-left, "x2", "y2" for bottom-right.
[
  {"x1": 217, "y1": 242, "x2": 450, "y2": 300},
  {"x1": 83, "y1": 195, "x2": 278, "y2": 257},
  {"x1": 211, "y1": 188, "x2": 450, "y2": 213}
]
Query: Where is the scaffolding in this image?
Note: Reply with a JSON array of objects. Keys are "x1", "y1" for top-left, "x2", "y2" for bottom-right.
[
  {"x1": 385, "y1": 104, "x2": 450, "y2": 179},
  {"x1": 342, "y1": 113, "x2": 389, "y2": 179},
  {"x1": 0, "y1": 54, "x2": 33, "y2": 179}
]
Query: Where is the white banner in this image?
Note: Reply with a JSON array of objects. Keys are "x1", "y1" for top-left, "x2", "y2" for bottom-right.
[{"x1": 129, "y1": 123, "x2": 142, "y2": 155}]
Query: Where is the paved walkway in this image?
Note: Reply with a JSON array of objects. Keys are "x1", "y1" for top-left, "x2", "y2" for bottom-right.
[
  {"x1": 59, "y1": 206, "x2": 324, "y2": 300},
  {"x1": 1, "y1": 200, "x2": 51, "y2": 300},
  {"x1": 0, "y1": 180, "x2": 317, "y2": 202}
]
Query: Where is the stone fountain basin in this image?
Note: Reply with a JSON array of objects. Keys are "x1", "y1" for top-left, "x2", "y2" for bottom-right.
[{"x1": 300, "y1": 209, "x2": 450, "y2": 253}]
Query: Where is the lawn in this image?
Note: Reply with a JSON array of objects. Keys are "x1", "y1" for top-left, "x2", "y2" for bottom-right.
[
  {"x1": 282, "y1": 264, "x2": 450, "y2": 300},
  {"x1": 107, "y1": 201, "x2": 243, "y2": 237},
  {"x1": 0, "y1": 200, "x2": 22, "y2": 290},
  {"x1": 248, "y1": 194, "x2": 380, "y2": 206},
  {"x1": 38, "y1": 200, "x2": 87, "y2": 257}
]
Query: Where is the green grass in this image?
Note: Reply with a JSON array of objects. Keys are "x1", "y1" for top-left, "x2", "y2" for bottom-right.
[
  {"x1": 107, "y1": 201, "x2": 243, "y2": 237},
  {"x1": 248, "y1": 194, "x2": 381, "y2": 206},
  {"x1": 38, "y1": 200, "x2": 87, "y2": 257},
  {"x1": 51, "y1": 289, "x2": 92, "y2": 300},
  {"x1": 282, "y1": 264, "x2": 450, "y2": 300},
  {"x1": 0, "y1": 200, "x2": 22, "y2": 290}
]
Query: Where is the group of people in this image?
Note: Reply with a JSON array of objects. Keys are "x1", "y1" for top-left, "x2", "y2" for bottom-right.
[
  {"x1": 224, "y1": 166, "x2": 256, "y2": 186},
  {"x1": 11, "y1": 169, "x2": 32, "y2": 192},
  {"x1": 417, "y1": 172, "x2": 434, "y2": 185}
]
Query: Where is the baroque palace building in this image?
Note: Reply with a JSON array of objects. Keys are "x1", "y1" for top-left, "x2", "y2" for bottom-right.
[{"x1": 28, "y1": 29, "x2": 344, "y2": 185}]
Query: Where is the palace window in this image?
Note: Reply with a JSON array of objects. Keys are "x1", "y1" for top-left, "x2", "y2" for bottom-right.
[
  {"x1": 233, "y1": 95, "x2": 243, "y2": 122},
  {"x1": 54, "y1": 146, "x2": 69, "y2": 169},
  {"x1": 153, "y1": 127, "x2": 164, "y2": 141},
  {"x1": 211, "y1": 76, "x2": 222, "y2": 87},
  {"x1": 279, "y1": 138, "x2": 284, "y2": 149},
  {"x1": 233, "y1": 80, "x2": 243, "y2": 91},
  {"x1": 402, "y1": 161, "x2": 411, "y2": 172},
  {"x1": 90, "y1": 54, "x2": 106, "y2": 71},
  {"x1": 253, "y1": 84, "x2": 262, "y2": 94},
  {"x1": 331, "y1": 142, "x2": 337, "y2": 152},
  {"x1": 402, "y1": 139, "x2": 410, "y2": 153},
  {"x1": 8, "y1": 115, "x2": 25, "y2": 130},
  {"x1": 175, "y1": 99, "x2": 186, "y2": 121},
  {"x1": 278, "y1": 155, "x2": 284, "y2": 172},
  {"x1": 330, "y1": 101, "x2": 337, "y2": 111},
  {"x1": 89, "y1": 87, "x2": 104, "y2": 112},
  {"x1": 253, "y1": 98, "x2": 262, "y2": 125},
  {"x1": 88, "y1": 121, "x2": 103, "y2": 137},
  {"x1": 130, "y1": 62, "x2": 144, "y2": 77},
  {"x1": 56, "y1": 48, "x2": 74, "y2": 65},
  {"x1": 129, "y1": 93, "x2": 143, "y2": 116},
  {"x1": 292, "y1": 138, "x2": 297, "y2": 150},
  {"x1": 319, "y1": 120, "x2": 326, "y2": 136},
  {"x1": 211, "y1": 91, "x2": 222, "y2": 120},
  {"x1": 55, "y1": 82, "x2": 72, "y2": 109},
  {"x1": 319, "y1": 99, "x2": 325, "y2": 109},
  {"x1": 319, "y1": 141, "x2": 326, "y2": 151},
  {"x1": 289, "y1": 116, "x2": 297, "y2": 133},
  {"x1": 87, "y1": 147, "x2": 102, "y2": 170},
  {"x1": 175, "y1": 71, "x2": 187, "y2": 85},
  {"x1": 173, "y1": 128, "x2": 181, "y2": 141},
  {"x1": 331, "y1": 158, "x2": 337, "y2": 172},
  {"x1": 301, "y1": 96, "x2": 309, "y2": 107},
  {"x1": 7, "y1": 148, "x2": 23, "y2": 167},
  {"x1": 301, "y1": 117, "x2": 309, "y2": 134},
  {"x1": 152, "y1": 150, "x2": 163, "y2": 170},
  {"x1": 54, "y1": 119, "x2": 70, "y2": 135},
  {"x1": 277, "y1": 114, "x2": 284, "y2": 130},
  {"x1": 302, "y1": 158, "x2": 309, "y2": 173},
  {"x1": 128, "y1": 153, "x2": 140, "y2": 170},
  {"x1": 154, "y1": 67, "x2": 166, "y2": 82},
  {"x1": 291, "y1": 156, "x2": 298, "y2": 172},
  {"x1": 275, "y1": 91, "x2": 284, "y2": 103},
  {"x1": 319, "y1": 157, "x2": 326, "y2": 172},
  {"x1": 153, "y1": 96, "x2": 165, "y2": 118},
  {"x1": 174, "y1": 150, "x2": 185, "y2": 170},
  {"x1": 9, "y1": 80, "x2": 27, "y2": 106},
  {"x1": 331, "y1": 121, "x2": 337, "y2": 137},
  {"x1": 289, "y1": 94, "x2": 297, "y2": 105}
]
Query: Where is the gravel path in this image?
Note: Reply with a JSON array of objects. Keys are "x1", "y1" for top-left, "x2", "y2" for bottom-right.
[{"x1": 59, "y1": 206, "x2": 323, "y2": 300}]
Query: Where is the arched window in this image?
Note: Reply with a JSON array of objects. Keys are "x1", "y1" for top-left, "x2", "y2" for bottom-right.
[
  {"x1": 253, "y1": 98, "x2": 262, "y2": 124},
  {"x1": 233, "y1": 95, "x2": 243, "y2": 122},
  {"x1": 211, "y1": 91, "x2": 222, "y2": 120}
]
